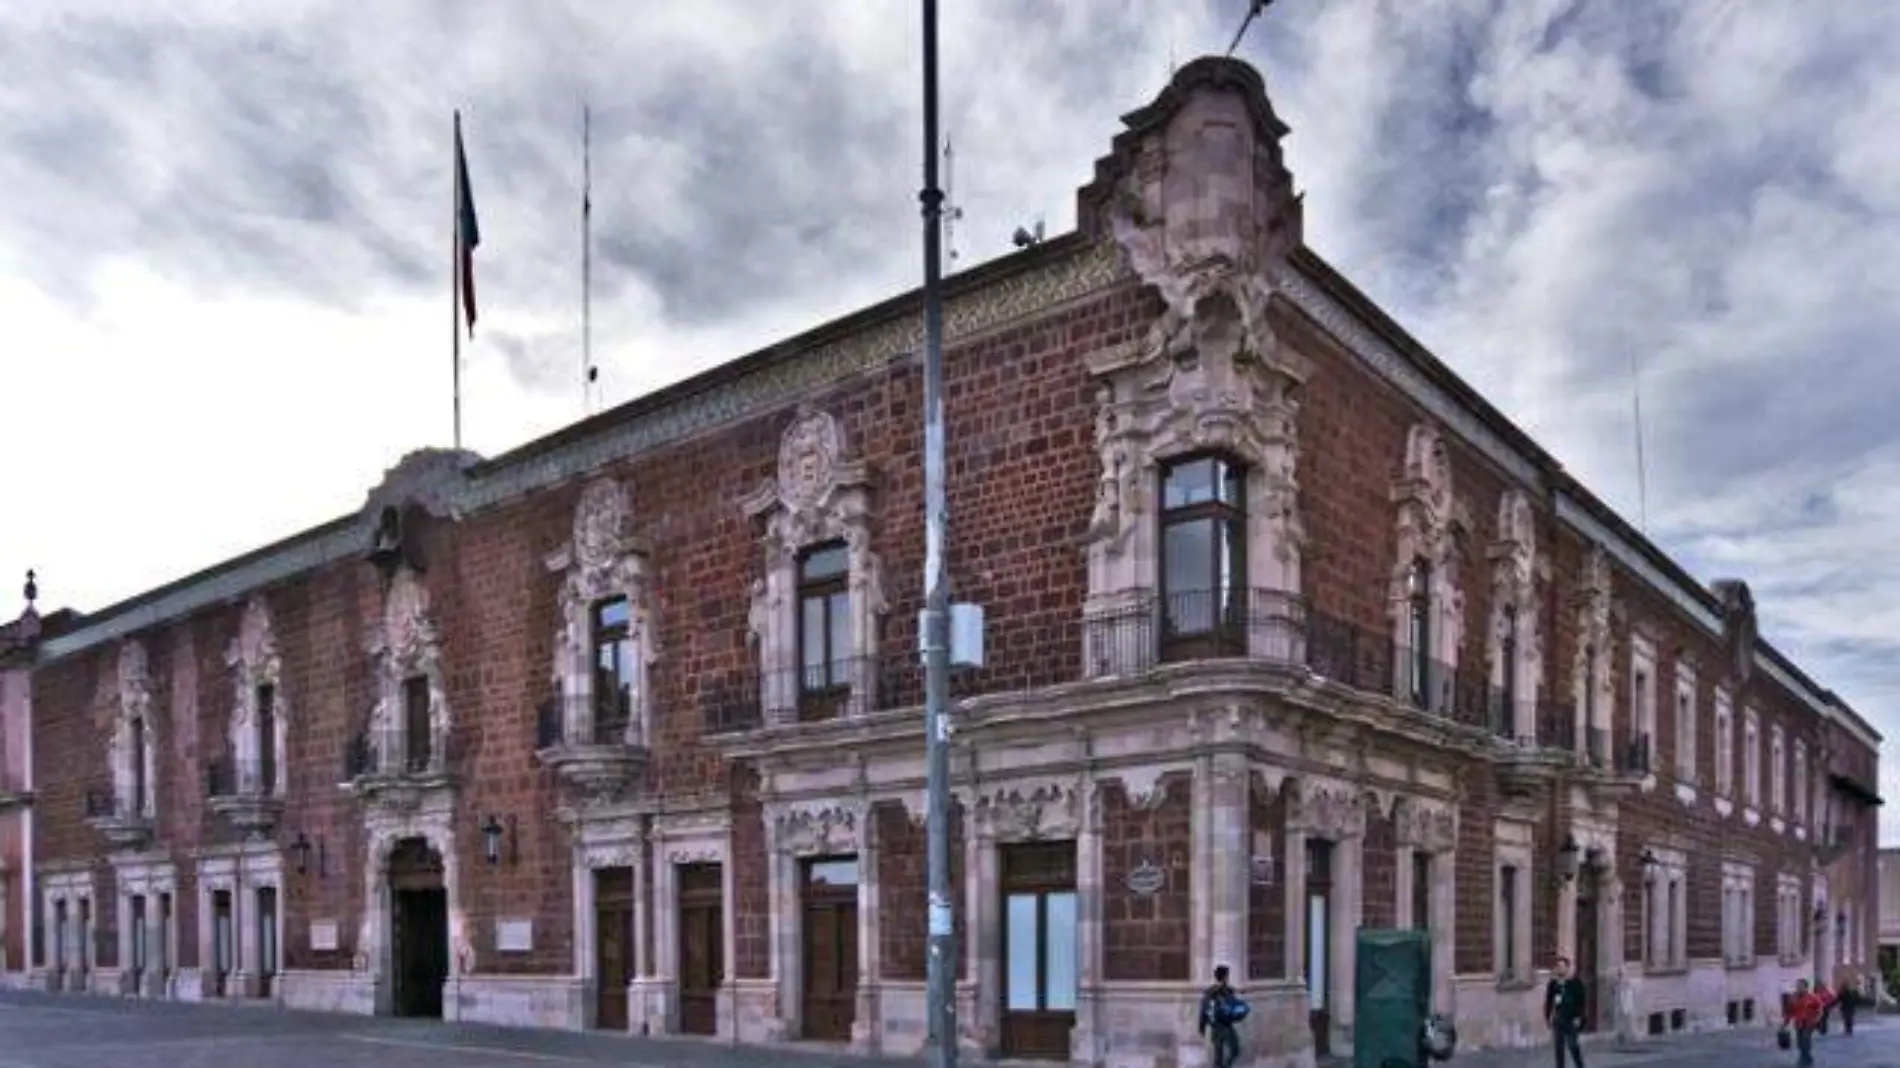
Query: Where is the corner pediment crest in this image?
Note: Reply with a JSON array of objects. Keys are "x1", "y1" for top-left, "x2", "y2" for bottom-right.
[
  {"x1": 742, "y1": 406, "x2": 871, "y2": 542},
  {"x1": 371, "y1": 568, "x2": 439, "y2": 670},
  {"x1": 226, "y1": 596, "x2": 280, "y2": 682},
  {"x1": 116, "y1": 639, "x2": 154, "y2": 722},
  {"x1": 545, "y1": 478, "x2": 650, "y2": 598}
]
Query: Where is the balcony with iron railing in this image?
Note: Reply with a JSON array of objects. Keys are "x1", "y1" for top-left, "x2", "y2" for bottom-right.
[
  {"x1": 337, "y1": 724, "x2": 454, "y2": 813},
  {"x1": 203, "y1": 751, "x2": 283, "y2": 838},
  {"x1": 533, "y1": 689, "x2": 649, "y2": 797},
  {"x1": 699, "y1": 587, "x2": 1619, "y2": 777}
]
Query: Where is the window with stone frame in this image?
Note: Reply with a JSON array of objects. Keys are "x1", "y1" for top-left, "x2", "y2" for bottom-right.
[
  {"x1": 590, "y1": 596, "x2": 634, "y2": 743},
  {"x1": 1714, "y1": 689, "x2": 1734, "y2": 796},
  {"x1": 1743, "y1": 709, "x2": 1761, "y2": 809},
  {"x1": 1572, "y1": 548, "x2": 1614, "y2": 761},
  {"x1": 1411, "y1": 849, "x2": 1433, "y2": 930},
  {"x1": 1494, "y1": 821, "x2": 1533, "y2": 981},
  {"x1": 1486, "y1": 491, "x2": 1541, "y2": 742},
  {"x1": 1769, "y1": 725, "x2": 1786, "y2": 815},
  {"x1": 1776, "y1": 874, "x2": 1803, "y2": 962},
  {"x1": 547, "y1": 477, "x2": 654, "y2": 748},
  {"x1": 1721, "y1": 861, "x2": 1755, "y2": 966},
  {"x1": 742, "y1": 406, "x2": 887, "y2": 727},
  {"x1": 110, "y1": 641, "x2": 158, "y2": 820},
  {"x1": 1156, "y1": 454, "x2": 1249, "y2": 659},
  {"x1": 795, "y1": 542, "x2": 852, "y2": 721},
  {"x1": 1643, "y1": 848, "x2": 1688, "y2": 971},
  {"x1": 367, "y1": 566, "x2": 449, "y2": 776},
  {"x1": 225, "y1": 596, "x2": 287, "y2": 799},
  {"x1": 402, "y1": 675, "x2": 431, "y2": 773},
  {"x1": 1673, "y1": 663, "x2": 1698, "y2": 784},
  {"x1": 1629, "y1": 635, "x2": 1657, "y2": 775},
  {"x1": 1388, "y1": 424, "x2": 1464, "y2": 713},
  {"x1": 1793, "y1": 741, "x2": 1809, "y2": 826}
]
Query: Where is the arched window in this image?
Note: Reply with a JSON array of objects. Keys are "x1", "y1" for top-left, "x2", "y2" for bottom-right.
[{"x1": 1158, "y1": 455, "x2": 1247, "y2": 659}]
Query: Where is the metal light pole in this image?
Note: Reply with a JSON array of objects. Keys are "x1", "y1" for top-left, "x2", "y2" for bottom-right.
[{"x1": 918, "y1": 1, "x2": 957, "y2": 1066}]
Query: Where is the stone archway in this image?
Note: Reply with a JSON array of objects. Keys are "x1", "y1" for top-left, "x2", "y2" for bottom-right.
[{"x1": 386, "y1": 837, "x2": 448, "y2": 1019}]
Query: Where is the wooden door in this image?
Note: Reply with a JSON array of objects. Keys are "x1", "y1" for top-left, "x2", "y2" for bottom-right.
[
  {"x1": 678, "y1": 863, "x2": 724, "y2": 1036},
  {"x1": 389, "y1": 838, "x2": 447, "y2": 1019},
  {"x1": 594, "y1": 867, "x2": 634, "y2": 1032},
  {"x1": 800, "y1": 857, "x2": 859, "y2": 1042},
  {"x1": 1305, "y1": 838, "x2": 1336, "y2": 1056},
  {"x1": 1000, "y1": 841, "x2": 1079, "y2": 1060},
  {"x1": 1575, "y1": 871, "x2": 1600, "y2": 1033}
]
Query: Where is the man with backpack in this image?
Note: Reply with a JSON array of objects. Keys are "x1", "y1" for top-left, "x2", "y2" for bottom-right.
[{"x1": 1198, "y1": 964, "x2": 1248, "y2": 1068}]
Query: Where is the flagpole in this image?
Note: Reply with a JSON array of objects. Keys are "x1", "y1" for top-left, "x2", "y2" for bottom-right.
[
  {"x1": 582, "y1": 102, "x2": 593, "y2": 416},
  {"x1": 452, "y1": 109, "x2": 464, "y2": 451}
]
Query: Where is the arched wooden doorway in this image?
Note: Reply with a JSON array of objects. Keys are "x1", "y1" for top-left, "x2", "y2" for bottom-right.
[{"x1": 388, "y1": 837, "x2": 449, "y2": 1019}]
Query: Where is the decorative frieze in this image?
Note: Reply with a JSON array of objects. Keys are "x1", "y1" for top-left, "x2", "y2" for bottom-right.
[
  {"x1": 773, "y1": 799, "x2": 864, "y2": 857},
  {"x1": 970, "y1": 780, "x2": 1084, "y2": 843}
]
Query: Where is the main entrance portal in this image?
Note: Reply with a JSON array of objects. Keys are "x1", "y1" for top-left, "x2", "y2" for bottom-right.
[{"x1": 388, "y1": 837, "x2": 448, "y2": 1019}]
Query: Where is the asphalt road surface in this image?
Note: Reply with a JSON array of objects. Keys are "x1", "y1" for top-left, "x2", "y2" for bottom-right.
[{"x1": 0, "y1": 990, "x2": 1893, "y2": 1068}]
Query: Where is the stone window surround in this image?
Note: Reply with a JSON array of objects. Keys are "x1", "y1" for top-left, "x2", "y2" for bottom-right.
[
  {"x1": 1492, "y1": 820, "x2": 1533, "y2": 983},
  {"x1": 1720, "y1": 860, "x2": 1755, "y2": 967},
  {"x1": 1388, "y1": 423, "x2": 1466, "y2": 711},
  {"x1": 225, "y1": 596, "x2": 288, "y2": 797},
  {"x1": 366, "y1": 567, "x2": 450, "y2": 777},
  {"x1": 741, "y1": 406, "x2": 888, "y2": 726},
  {"x1": 38, "y1": 867, "x2": 97, "y2": 978},
  {"x1": 1078, "y1": 267, "x2": 1309, "y2": 665},
  {"x1": 109, "y1": 640, "x2": 159, "y2": 820},
  {"x1": 1742, "y1": 708, "x2": 1761, "y2": 811},
  {"x1": 1571, "y1": 549, "x2": 1615, "y2": 752},
  {"x1": 1713, "y1": 689, "x2": 1735, "y2": 800},
  {"x1": 546, "y1": 478, "x2": 655, "y2": 748},
  {"x1": 1769, "y1": 725, "x2": 1786, "y2": 817},
  {"x1": 1774, "y1": 872, "x2": 1802, "y2": 963},
  {"x1": 760, "y1": 794, "x2": 882, "y2": 1051},
  {"x1": 1485, "y1": 490, "x2": 1542, "y2": 743},
  {"x1": 1673, "y1": 662, "x2": 1698, "y2": 785},
  {"x1": 359, "y1": 791, "x2": 465, "y2": 1001},
  {"x1": 196, "y1": 846, "x2": 284, "y2": 996},
  {"x1": 1792, "y1": 741, "x2": 1809, "y2": 828},
  {"x1": 112, "y1": 855, "x2": 179, "y2": 997},
  {"x1": 1629, "y1": 633, "x2": 1658, "y2": 755},
  {"x1": 1638, "y1": 845, "x2": 1687, "y2": 972}
]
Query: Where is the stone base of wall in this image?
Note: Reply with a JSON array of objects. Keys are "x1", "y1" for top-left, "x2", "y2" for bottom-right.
[
  {"x1": 0, "y1": 970, "x2": 28, "y2": 990},
  {"x1": 732, "y1": 978, "x2": 786, "y2": 1043},
  {"x1": 1454, "y1": 960, "x2": 1817, "y2": 1053},
  {"x1": 446, "y1": 975, "x2": 585, "y2": 1029},
  {"x1": 279, "y1": 969, "x2": 378, "y2": 1015},
  {"x1": 172, "y1": 967, "x2": 205, "y2": 1002}
]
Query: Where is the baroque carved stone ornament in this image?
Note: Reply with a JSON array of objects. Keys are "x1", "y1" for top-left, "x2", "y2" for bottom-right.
[
  {"x1": 1395, "y1": 797, "x2": 1458, "y2": 854},
  {"x1": 776, "y1": 802, "x2": 860, "y2": 857},
  {"x1": 974, "y1": 781, "x2": 1082, "y2": 843},
  {"x1": 1292, "y1": 780, "x2": 1364, "y2": 840}
]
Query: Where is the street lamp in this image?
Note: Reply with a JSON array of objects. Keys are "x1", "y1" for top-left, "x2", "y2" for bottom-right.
[
  {"x1": 480, "y1": 815, "x2": 505, "y2": 867},
  {"x1": 289, "y1": 831, "x2": 313, "y2": 876},
  {"x1": 1554, "y1": 834, "x2": 1582, "y2": 884}
]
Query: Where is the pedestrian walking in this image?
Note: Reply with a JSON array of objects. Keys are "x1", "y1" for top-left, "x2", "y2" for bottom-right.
[{"x1": 1544, "y1": 955, "x2": 1588, "y2": 1068}]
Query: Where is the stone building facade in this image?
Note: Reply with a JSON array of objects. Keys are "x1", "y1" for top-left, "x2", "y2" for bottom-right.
[{"x1": 4, "y1": 57, "x2": 1884, "y2": 1068}]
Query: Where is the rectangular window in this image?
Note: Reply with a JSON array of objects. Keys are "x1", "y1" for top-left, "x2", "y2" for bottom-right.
[
  {"x1": 1158, "y1": 455, "x2": 1248, "y2": 660},
  {"x1": 1793, "y1": 743, "x2": 1809, "y2": 825},
  {"x1": 1743, "y1": 711, "x2": 1760, "y2": 806},
  {"x1": 130, "y1": 716, "x2": 148, "y2": 816},
  {"x1": 1674, "y1": 667, "x2": 1697, "y2": 784},
  {"x1": 795, "y1": 543, "x2": 851, "y2": 719},
  {"x1": 1411, "y1": 851, "x2": 1432, "y2": 930},
  {"x1": 403, "y1": 675, "x2": 432, "y2": 772},
  {"x1": 591, "y1": 596, "x2": 633, "y2": 743},
  {"x1": 1770, "y1": 726, "x2": 1785, "y2": 813},
  {"x1": 256, "y1": 683, "x2": 277, "y2": 795},
  {"x1": 1498, "y1": 864, "x2": 1519, "y2": 978},
  {"x1": 1667, "y1": 877, "x2": 1682, "y2": 968}
]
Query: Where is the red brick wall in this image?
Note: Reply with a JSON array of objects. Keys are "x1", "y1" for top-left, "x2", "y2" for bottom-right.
[
  {"x1": 1362, "y1": 807, "x2": 1397, "y2": 930},
  {"x1": 876, "y1": 800, "x2": 966, "y2": 982},
  {"x1": 1247, "y1": 781, "x2": 1287, "y2": 980},
  {"x1": 1100, "y1": 774, "x2": 1191, "y2": 982}
]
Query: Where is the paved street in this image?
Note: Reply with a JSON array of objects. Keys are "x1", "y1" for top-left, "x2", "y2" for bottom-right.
[{"x1": 0, "y1": 990, "x2": 1893, "y2": 1068}]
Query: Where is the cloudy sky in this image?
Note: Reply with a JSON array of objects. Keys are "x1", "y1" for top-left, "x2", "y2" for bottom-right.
[{"x1": 2, "y1": 3, "x2": 1896, "y2": 832}]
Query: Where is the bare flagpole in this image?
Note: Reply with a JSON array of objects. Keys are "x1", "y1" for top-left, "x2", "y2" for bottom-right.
[
  {"x1": 452, "y1": 109, "x2": 464, "y2": 451},
  {"x1": 582, "y1": 102, "x2": 594, "y2": 416}
]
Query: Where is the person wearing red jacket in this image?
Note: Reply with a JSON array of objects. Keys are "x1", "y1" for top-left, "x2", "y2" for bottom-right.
[{"x1": 1787, "y1": 979, "x2": 1826, "y2": 1067}]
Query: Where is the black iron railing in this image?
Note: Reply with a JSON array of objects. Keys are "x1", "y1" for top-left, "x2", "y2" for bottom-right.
[
  {"x1": 340, "y1": 732, "x2": 373, "y2": 781},
  {"x1": 534, "y1": 691, "x2": 643, "y2": 748},
  {"x1": 83, "y1": 788, "x2": 119, "y2": 819},
  {"x1": 204, "y1": 754, "x2": 235, "y2": 799},
  {"x1": 700, "y1": 587, "x2": 1580, "y2": 746}
]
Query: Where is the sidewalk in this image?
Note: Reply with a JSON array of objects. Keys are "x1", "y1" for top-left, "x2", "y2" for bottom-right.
[{"x1": 1437, "y1": 1014, "x2": 1899, "y2": 1068}]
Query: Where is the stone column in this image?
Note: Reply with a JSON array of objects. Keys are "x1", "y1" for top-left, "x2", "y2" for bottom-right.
[
  {"x1": 1282, "y1": 828, "x2": 1307, "y2": 985},
  {"x1": 959, "y1": 804, "x2": 996, "y2": 1060},
  {"x1": 1071, "y1": 778, "x2": 1103, "y2": 1064},
  {"x1": 116, "y1": 890, "x2": 134, "y2": 994},
  {"x1": 764, "y1": 814, "x2": 797, "y2": 1042},
  {"x1": 633, "y1": 836, "x2": 664, "y2": 1036},
  {"x1": 1204, "y1": 753, "x2": 1250, "y2": 980},
  {"x1": 1332, "y1": 832, "x2": 1365, "y2": 1054},
  {"x1": 851, "y1": 812, "x2": 882, "y2": 1054}
]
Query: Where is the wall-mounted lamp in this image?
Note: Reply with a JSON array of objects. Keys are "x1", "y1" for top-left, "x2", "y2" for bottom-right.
[
  {"x1": 289, "y1": 831, "x2": 313, "y2": 876},
  {"x1": 481, "y1": 814, "x2": 518, "y2": 867},
  {"x1": 1813, "y1": 902, "x2": 1829, "y2": 931},
  {"x1": 1554, "y1": 834, "x2": 1582, "y2": 885},
  {"x1": 1638, "y1": 847, "x2": 1660, "y2": 878}
]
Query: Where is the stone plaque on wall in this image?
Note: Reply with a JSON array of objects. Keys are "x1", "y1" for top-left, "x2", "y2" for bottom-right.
[
  {"x1": 309, "y1": 920, "x2": 339, "y2": 952},
  {"x1": 495, "y1": 919, "x2": 533, "y2": 953}
]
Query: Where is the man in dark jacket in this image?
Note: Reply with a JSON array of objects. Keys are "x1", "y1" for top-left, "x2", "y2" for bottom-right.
[
  {"x1": 1544, "y1": 955, "x2": 1587, "y2": 1068},
  {"x1": 1198, "y1": 964, "x2": 1242, "y2": 1068}
]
